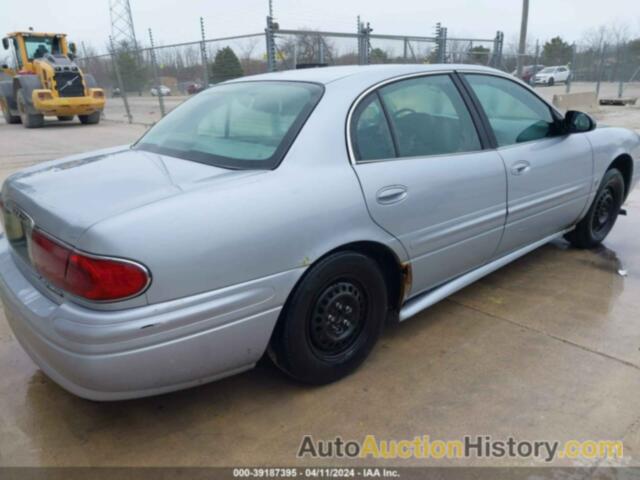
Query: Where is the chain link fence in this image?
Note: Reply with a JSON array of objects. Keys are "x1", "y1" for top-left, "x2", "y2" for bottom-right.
[
  {"x1": 76, "y1": 20, "x2": 639, "y2": 125},
  {"x1": 500, "y1": 40, "x2": 640, "y2": 103}
]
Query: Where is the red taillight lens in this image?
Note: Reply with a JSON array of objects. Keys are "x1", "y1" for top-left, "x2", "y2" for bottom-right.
[
  {"x1": 65, "y1": 253, "x2": 149, "y2": 301},
  {"x1": 29, "y1": 229, "x2": 149, "y2": 301}
]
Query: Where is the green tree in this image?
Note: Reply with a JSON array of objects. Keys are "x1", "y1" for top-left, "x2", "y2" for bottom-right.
[
  {"x1": 210, "y1": 47, "x2": 243, "y2": 83},
  {"x1": 542, "y1": 36, "x2": 573, "y2": 65},
  {"x1": 469, "y1": 46, "x2": 490, "y2": 64},
  {"x1": 369, "y1": 48, "x2": 388, "y2": 64},
  {"x1": 112, "y1": 41, "x2": 147, "y2": 94}
]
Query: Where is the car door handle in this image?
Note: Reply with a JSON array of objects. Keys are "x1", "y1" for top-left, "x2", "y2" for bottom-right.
[
  {"x1": 376, "y1": 185, "x2": 408, "y2": 205},
  {"x1": 511, "y1": 161, "x2": 531, "y2": 175}
]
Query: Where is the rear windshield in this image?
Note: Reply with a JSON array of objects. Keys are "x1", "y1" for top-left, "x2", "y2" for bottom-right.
[{"x1": 135, "y1": 81, "x2": 323, "y2": 170}]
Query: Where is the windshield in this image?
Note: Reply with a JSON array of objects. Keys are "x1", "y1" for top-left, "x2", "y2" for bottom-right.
[
  {"x1": 539, "y1": 67, "x2": 555, "y2": 74},
  {"x1": 135, "y1": 81, "x2": 323, "y2": 170},
  {"x1": 24, "y1": 36, "x2": 61, "y2": 60}
]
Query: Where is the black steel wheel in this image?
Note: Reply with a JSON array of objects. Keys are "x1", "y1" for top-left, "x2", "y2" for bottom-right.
[
  {"x1": 269, "y1": 251, "x2": 388, "y2": 384},
  {"x1": 308, "y1": 280, "x2": 367, "y2": 360},
  {"x1": 566, "y1": 168, "x2": 625, "y2": 249}
]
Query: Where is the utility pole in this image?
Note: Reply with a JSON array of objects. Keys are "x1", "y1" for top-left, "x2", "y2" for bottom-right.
[{"x1": 516, "y1": 0, "x2": 529, "y2": 78}]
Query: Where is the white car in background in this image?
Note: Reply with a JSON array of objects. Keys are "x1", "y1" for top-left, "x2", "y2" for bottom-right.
[
  {"x1": 150, "y1": 85, "x2": 171, "y2": 96},
  {"x1": 533, "y1": 66, "x2": 571, "y2": 86}
]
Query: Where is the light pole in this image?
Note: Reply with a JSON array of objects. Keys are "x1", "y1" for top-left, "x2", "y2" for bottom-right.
[{"x1": 516, "y1": 0, "x2": 529, "y2": 78}]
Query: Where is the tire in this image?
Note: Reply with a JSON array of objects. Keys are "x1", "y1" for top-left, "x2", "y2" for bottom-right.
[
  {"x1": 17, "y1": 89, "x2": 44, "y2": 128},
  {"x1": 565, "y1": 168, "x2": 625, "y2": 249},
  {"x1": 548, "y1": 77, "x2": 555, "y2": 86},
  {"x1": 57, "y1": 115, "x2": 74, "y2": 121},
  {"x1": 269, "y1": 251, "x2": 388, "y2": 384},
  {"x1": 1, "y1": 97, "x2": 21, "y2": 124},
  {"x1": 78, "y1": 111, "x2": 101, "y2": 125}
]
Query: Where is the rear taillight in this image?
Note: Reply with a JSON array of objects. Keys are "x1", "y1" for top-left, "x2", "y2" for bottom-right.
[
  {"x1": 66, "y1": 252, "x2": 149, "y2": 301},
  {"x1": 29, "y1": 229, "x2": 149, "y2": 301}
]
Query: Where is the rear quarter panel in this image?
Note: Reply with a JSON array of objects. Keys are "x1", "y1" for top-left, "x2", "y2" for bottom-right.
[{"x1": 75, "y1": 82, "x2": 408, "y2": 306}]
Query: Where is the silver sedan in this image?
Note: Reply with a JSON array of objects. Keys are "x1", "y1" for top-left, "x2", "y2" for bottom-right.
[{"x1": 0, "y1": 65, "x2": 638, "y2": 400}]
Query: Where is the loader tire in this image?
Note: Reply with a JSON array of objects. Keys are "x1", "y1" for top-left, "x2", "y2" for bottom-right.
[
  {"x1": 79, "y1": 111, "x2": 101, "y2": 125},
  {"x1": 17, "y1": 89, "x2": 44, "y2": 128},
  {"x1": 1, "y1": 98, "x2": 21, "y2": 124}
]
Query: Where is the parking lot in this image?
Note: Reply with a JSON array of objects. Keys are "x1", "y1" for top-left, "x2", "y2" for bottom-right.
[{"x1": 1, "y1": 86, "x2": 640, "y2": 469}]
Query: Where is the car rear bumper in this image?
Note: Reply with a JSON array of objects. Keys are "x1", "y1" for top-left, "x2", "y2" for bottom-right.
[{"x1": 0, "y1": 236, "x2": 301, "y2": 400}]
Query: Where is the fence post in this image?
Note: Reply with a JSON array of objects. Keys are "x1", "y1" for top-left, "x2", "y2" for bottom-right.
[
  {"x1": 364, "y1": 23, "x2": 371, "y2": 64},
  {"x1": 566, "y1": 43, "x2": 576, "y2": 93},
  {"x1": 497, "y1": 31, "x2": 504, "y2": 68},
  {"x1": 617, "y1": 42, "x2": 627, "y2": 99},
  {"x1": 148, "y1": 28, "x2": 165, "y2": 118},
  {"x1": 491, "y1": 31, "x2": 504, "y2": 68},
  {"x1": 356, "y1": 16, "x2": 362, "y2": 65},
  {"x1": 200, "y1": 17, "x2": 209, "y2": 87},
  {"x1": 403, "y1": 38, "x2": 408, "y2": 61},
  {"x1": 109, "y1": 36, "x2": 132, "y2": 124},
  {"x1": 441, "y1": 27, "x2": 448, "y2": 63},
  {"x1": 357, "y1": 19, "x2": 371, "y2": 65},
  {"x1": 595, "y1": 43, "x2": 606, "y2": 98},
  {"x1": 265, "y1": 16, "x2": 277, "y2": 72},
  {"x1": 532, "y1": 40, "x2": 540, "y2": 88},
  {"x1": 318, "y1": 34, "x2": 325, "y2": 64}
]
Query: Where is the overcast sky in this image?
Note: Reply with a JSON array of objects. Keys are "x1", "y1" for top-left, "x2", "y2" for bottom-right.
[{"x1": 1, "y1": 0, "x2": 639, "y2": 55}]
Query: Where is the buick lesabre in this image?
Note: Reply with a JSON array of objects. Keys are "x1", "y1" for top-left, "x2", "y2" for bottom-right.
[{"x1": 0, "y1": 64, "x2": 638, "y2": 400}]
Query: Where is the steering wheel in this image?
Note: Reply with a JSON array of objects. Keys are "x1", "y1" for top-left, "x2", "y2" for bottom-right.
[{"x1": 393, "y1": 108, "x2": 416, "y2": 119}]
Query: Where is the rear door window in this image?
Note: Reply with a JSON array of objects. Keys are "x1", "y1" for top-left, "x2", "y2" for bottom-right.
[
  {"x1": 378, "y1": 75, "x2": 481, "y2": 158},
  {"x1": 351, "y1": 94, "x2": 396, "y2": 161}
]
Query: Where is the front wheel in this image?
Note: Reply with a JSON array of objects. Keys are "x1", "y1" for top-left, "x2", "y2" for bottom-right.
[
  {"x1": 17, "y1": 89, "x2": 44, "y2": 128},
  {"x1": 547, "y1": 77, "x2": 555, "y2": 86},
  {"x1": 1, "y1": 98, "x2": 21, "y2": 124},
  {"x1": 565, "y1": 168, "x2": 625, "y2": 249},
  {"x1": 79, "y1": 111, "x2": 101, "y2": 125},
  {"x1": 269, "y1": 251, "x2": 388, "y2": 384}
]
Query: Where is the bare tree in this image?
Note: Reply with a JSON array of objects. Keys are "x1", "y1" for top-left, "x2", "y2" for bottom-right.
[
  {"x1": 238, "y1": 37, "x2": 260, "y2": 62},
  {"x1": 278, "y1": 29, "x2": 336, "y2": 67}
]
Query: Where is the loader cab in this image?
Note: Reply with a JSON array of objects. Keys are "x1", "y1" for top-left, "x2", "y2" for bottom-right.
[{"x1": 2, "y1": 32, "x2": 69, "y2": 72}]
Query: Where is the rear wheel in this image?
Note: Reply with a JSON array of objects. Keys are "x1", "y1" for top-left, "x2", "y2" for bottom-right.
[
  {"x1": 17, "y1": 89, "x2": 44, "y2": 128},
  {"x1": 1, "y1": 97, "x2": 21, "y2": 124},
  {"x1": 79, "y1": 111, "x2": 101, "y2": 125},
  {"x1": 565, "y1": 168, "x2": 625, "y2": 249},
  {"x1": 57, "y1": 115, "x2": 74, "y2": 121},
  {"x1": 269, "y1": 251, "x2": 388, "y2": 384}
]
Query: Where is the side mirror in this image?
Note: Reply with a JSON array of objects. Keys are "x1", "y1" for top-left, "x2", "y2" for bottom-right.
[
  {"x1": 69, "y1": 42, "x2": 77, "y2": 55},
  {"x1": 1, "y1": 38, "x2": 8, "y2": 50},
  {"x1": 565, "y1": 110, "x2": 596, "y2": 133}
]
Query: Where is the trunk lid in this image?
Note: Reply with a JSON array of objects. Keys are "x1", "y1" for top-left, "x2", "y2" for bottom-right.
[{"x1": 2, "y1": 146, "x2": 263, "y2": 245}]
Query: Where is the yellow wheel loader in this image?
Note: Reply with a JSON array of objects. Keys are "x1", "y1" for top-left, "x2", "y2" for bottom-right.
[{"x1": 0, "y1": 31, "x2": 105, "y2": 128}]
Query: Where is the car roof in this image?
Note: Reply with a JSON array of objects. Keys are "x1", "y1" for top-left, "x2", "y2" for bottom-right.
[{"x1": 231, "y1": 63, "x2": 507, "y2": 86}]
